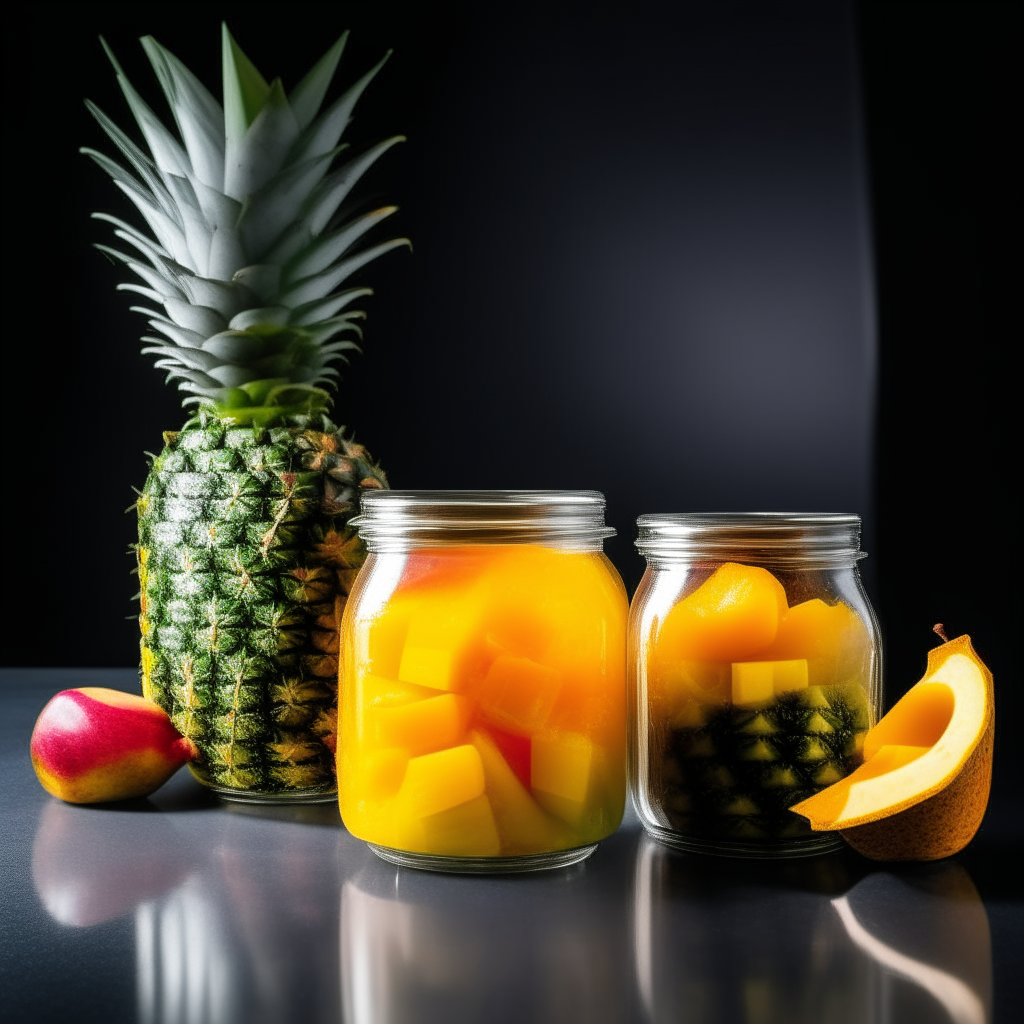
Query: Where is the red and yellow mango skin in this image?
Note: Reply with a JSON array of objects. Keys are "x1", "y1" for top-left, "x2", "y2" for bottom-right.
[{"x1": 30, "y1": 688, "x2": 195, "y2": 803}]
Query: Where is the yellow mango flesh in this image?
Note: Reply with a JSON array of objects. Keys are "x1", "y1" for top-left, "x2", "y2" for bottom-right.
[
  {"x1": 340, "y1": 545, "x2": 628, "y2": 856},
  {"x1": 790, "y1": 636, "x2": 993, "y2": 851},
  {"x1": 763, "y1": 598, "x2": 871, "y2": 687},
  {"x1": 648, "y1": 563, "x2": 872, "y2": 723},
  {"x1": 655, "y1": 563, "x2": 787, "y2": 663}
]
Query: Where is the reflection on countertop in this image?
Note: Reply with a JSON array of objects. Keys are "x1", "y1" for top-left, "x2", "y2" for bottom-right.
[
  {"x1": 633, "y1": 835, "x2": 991, "y2": 1024},
  {"x1": 25, "y1": 769, "x2": 995, "y2": 1024},
  {"x1": 340, "y1": 841, "x2": 636, "y2": 1024}
]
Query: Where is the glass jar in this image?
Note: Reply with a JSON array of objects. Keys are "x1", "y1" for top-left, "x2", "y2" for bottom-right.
[
  {"x1": 629, "y1": 513, "x2": 881, "y2": 858},
  {"x1": 340, "y1": 491, "x2": 628, "y2": 873}
]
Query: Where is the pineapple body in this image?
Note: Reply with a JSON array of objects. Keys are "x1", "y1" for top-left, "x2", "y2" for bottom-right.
[
  {"x1": 658, "y1": 682, "x2": 870, "y2": 842},
  {"x1": 138, "y1": 414, "x2": 385, "y2": 796}
]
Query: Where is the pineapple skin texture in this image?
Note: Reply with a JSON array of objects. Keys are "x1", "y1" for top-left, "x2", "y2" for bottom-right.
[
  {"x1": 658, "y1": 685, "x2": 871, "y2": 842},
  {"x1": 137, "y1": 413, "x2": 386, "y2": 795}
]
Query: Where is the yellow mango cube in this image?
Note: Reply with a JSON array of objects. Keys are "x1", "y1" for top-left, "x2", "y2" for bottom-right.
[
  {"x1": 396, "y1": 744, "x2": 486, "y2": 819},
  {"x1": 772, "y1": 659, "x2": 809, "y2": 695},
  {"x1": 731, "y1": 659, "x2": 809, "y2": 705},
  {"x1": 471, "y1": 729, "x2": 568, "y2": 854},
  {"x1": 355, "y1": 674, "x2": 437, "y2": 742},
  {"x1": 731, "y1": 662, "x2": 774, "y2": 705},
  {"x1": 366, "y1": 602, "x2": 412, "y2": 678},
  {"x1": 531, "y1": 732, "x2": 594, "y2": 823},
  {"x1": 479, "y1": 655, "x2": 561, "y2": 735},
  {"x1": 395, "y1": 795, "x2": 501, "y2": 857},
  {"x1": 352, "y1": 748, "x2": 409, "y2": 801},
  {"x1": 371, "y1": 693, "x2": 471, "y2": 756},
  {"x1": 397, "y1": 595, "x2": 483, "y2": 692}
]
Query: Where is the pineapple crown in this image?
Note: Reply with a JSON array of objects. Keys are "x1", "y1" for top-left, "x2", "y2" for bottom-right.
[{"x1": 84, "y1": 25, "x2": 409, "y2": 427}]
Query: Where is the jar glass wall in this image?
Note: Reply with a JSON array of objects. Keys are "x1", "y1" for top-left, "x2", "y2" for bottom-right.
[
  {"x1": 629, "y1": 513, "x2": 881, "y2": 858},
  {"x1": 340, "y1": 491, "x2": 628, "y2": 872}
]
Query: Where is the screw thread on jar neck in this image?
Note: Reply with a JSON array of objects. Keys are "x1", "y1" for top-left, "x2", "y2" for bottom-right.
[
  {"x1": 353, "y1": 490, "x2": 616, "y2": 551},
  {"x1": 635, "y1": 512, "x2": 865, "y2": 568}
]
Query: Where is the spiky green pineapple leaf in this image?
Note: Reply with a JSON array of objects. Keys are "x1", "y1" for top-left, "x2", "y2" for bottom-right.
[
  {"x1": 306, "y1": 136, "x2": 405, "y2": 237},
  {"x1": 84, "y1": 101, "x2": 179, "y2": 219},
  {"x1": 289, "y1": 51, "x2": 391, "y2": 166},
  {"x1": 236, "y1": 148, "x2": 345, "y2": 259},
  {"x1": 221, "y1": 24, "x2": 270, "y2": 142},
  {"x1": 100, "y1": 37, "x2": 192, "y2": 179},
  {"x1": 285, "y1": 206, "x2": 398, "y2": 282},
  {"x1": 225, "y1": 78, "x2": 301, "y2": 200},
  {"x1": 93, "y1": 212, "x2": 172, "y2": 258},
  {"x1": 287, "y1": 287, "x2": 374, "y2": 327},
  {"x1": 141, "y1": 35, "x2": 224, "y2": 189},
  {"x1": 288, "y1": 32, "x2": 348, "y2": 130},
  {"x1": 279, "y1": 238, "x2": 410, "y2": 307},
  {"x1": 90, "y1": 29, "x2": 408, "y2": 422}
]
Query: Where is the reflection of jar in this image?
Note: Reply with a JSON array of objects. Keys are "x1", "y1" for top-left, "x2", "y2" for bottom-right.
[
  {"x1": 341, "y1": 491, "x2": 628, "y2": 872},
  {"x1": 629, "y1": 514, "x2": 881, "y2": 857},
  {"x1": 342, "y1": 850, "x2": 633, "y2": 1024},
  {"x1": 633, "y1": 834, "x2": 870, "y2": 1023}
]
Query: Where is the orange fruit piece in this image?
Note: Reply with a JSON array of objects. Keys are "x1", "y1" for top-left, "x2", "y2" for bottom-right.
[
  {"x1": 655, "y1": 562, "x2": 788, "y2": 663},
  {"x1": 762, "y1": 597, "x2": 871, "y2": 686},
  {"x1": 790, "y1": 635, "x2": 993, "y2": 860}
]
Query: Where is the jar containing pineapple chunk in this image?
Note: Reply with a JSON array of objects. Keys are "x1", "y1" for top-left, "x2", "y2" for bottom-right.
[
  {"x1": 630, "y1": 513, "x2": 881, "y2": 858},
  {"x1": 340, "y1": 491, "x2": 628, "y2": 872}
]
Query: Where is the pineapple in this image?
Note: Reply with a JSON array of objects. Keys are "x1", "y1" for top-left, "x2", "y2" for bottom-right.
[
  {"x1": 658, "y1": 682, "x2": 871, "y2": 842},
  {"x1": 86, "y1": 26, "x2": 406, "y2": 799}
]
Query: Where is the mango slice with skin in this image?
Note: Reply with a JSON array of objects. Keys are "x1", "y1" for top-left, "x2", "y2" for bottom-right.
[
  {"x1": 655, "y1": 562, "x2": 788, "y2": 663},
  {"x1": 790, "y1": 635, "x2": 993, "y2": 861}
]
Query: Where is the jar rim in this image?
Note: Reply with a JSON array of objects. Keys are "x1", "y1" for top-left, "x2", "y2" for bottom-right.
[
  {"x1": 635, "y1": 511, "x2": 865, "y2": 567},
  {"x1": 353, "y1": 490, "x2": 616, "y2": 550}
]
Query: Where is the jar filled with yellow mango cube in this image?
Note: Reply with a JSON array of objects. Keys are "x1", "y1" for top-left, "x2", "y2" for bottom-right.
[
  {"x1": 629, "y1": 513, "x2": 881, "y2": 857},
  {"x1": 341, "y1": 491, "x2": 628, "y2": 872}
]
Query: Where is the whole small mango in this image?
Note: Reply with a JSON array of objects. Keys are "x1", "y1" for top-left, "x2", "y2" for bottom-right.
[{"x1": 31, "y1": 688, "x2": 196, "y2": 803}]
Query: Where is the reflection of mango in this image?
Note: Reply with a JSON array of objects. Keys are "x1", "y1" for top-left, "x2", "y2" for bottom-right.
[
  {"x1": 656, "y1": 563, "x2": 787, "y2": 663},
  {"x1": 791, "y1": 635, "x2": 993, "y2": 860},
  {"x1": 352, "y1": 748, "x2": 409, "y2": 802},
  {"x1": 650, "y1": 660, "x2": 730, "y2": 714},
  {"x1": 31, "y1": 688, "x2": 196, "y2": 804}
]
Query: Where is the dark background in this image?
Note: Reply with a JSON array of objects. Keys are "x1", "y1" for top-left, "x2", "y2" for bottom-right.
[{"x1": 2, "y1": 2, "x2": 1018, "y2": 782}]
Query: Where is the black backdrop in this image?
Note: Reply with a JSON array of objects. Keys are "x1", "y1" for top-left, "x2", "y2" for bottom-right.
[{"x1": 3, "y1": 2, "x2": 1018, "y2": 785}]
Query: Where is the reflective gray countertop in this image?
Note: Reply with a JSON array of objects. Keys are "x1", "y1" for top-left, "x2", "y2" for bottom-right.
[{"x1": 2, "y1": 669, "x2": 1022, "y2": 1023}]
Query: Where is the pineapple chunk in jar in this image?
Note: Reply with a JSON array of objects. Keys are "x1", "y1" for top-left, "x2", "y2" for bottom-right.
[
  {"x1": 340, "y1": 492, "x2": 627, "y2": 872},
  {"x1": 630, "y1": 514, "x2": 881, "y2": 858}
]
